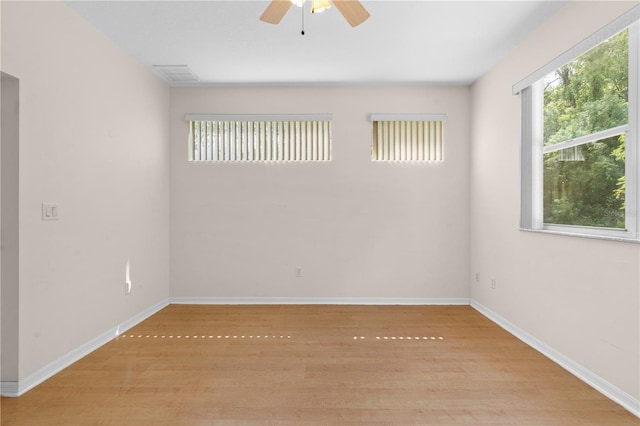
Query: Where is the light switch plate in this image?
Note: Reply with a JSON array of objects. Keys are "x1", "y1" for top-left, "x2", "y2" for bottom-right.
[{"x1": 42, "y1": 202, "x2": 60, "y2": 221}]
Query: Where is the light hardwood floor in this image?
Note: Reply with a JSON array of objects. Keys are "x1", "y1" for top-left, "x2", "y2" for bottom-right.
[{"x1": 1, "y1": 305, "x2": 637, "y2": 425}]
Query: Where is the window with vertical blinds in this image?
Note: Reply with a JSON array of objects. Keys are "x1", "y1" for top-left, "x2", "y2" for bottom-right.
[
  {"x1": 370, "y1": 114, "x2": 445, "y2": 162},
  {"x1": 186, "y1": 114, "x2": 332, "y2": 162}
]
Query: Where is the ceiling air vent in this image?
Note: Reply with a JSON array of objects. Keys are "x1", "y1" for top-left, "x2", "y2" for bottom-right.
[{"x1": 152, "y1": 65, "x2": 199, "y2": 83}]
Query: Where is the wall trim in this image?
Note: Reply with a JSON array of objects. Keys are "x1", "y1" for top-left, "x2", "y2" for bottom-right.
[
  {"x1": 170, "y1": 297, "x2": 471, "y2": 305},
  {"x1": 0, "y1": 298, "x2": 170, "y2": 397},
  {"x1": 470, "y1": 299, "x2": 640, "y2": 418}
]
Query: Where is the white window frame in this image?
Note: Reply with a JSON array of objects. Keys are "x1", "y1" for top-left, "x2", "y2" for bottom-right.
[{"x1": 515, "y1": 6, "x2": 640, "y2": 243}]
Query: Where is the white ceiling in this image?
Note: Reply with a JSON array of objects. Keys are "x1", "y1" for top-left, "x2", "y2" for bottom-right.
[{"x1": 66, "y1": 0, "x2": 565, "y2": 86}]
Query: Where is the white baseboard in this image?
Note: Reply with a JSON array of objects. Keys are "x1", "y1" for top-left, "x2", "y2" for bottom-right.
[
  {"x1": 171, "y1": 297, "x2": 471, "y2": 305},
  {"x1": 1, "y1": 298, "x2": 170, "y2": 397},
  {"x1": 470, "y1": 299, "x2": 640, "y2": 418}
]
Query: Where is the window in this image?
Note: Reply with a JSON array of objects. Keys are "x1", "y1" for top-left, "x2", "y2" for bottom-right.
[
  {"x1": 369, "y1": 114, "x2": 446, "y2": 162},
  {"x1": 515, "y1": 6, "x2": 639, "y2": 241},
  {"x1": 185, "y1": 114, "x2": 332, "y2": 162}
]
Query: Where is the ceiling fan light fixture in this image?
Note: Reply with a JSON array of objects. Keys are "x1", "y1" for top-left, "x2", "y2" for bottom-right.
[
  {"x1": 261, "y1": 0, "x2": 369, "y2": 27},
  {"x1": 311, "y1": 0, "x2": 331, "y2": 14}
]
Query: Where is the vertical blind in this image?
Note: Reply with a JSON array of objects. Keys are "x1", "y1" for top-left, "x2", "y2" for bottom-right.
[
  {"x1": 370, "y1": 116, "x2": 445, "y2": 162},
  {"x1": 186, "y1": 115, "x2": 332, "y2": 162}
]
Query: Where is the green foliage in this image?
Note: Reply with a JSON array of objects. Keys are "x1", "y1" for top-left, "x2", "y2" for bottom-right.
[
  {"x1": 543, "y1": 29, "x2": 628, "y2": 228},
  {"x1": 612, "y1": 134, "x2": 626, "y2": 201}
]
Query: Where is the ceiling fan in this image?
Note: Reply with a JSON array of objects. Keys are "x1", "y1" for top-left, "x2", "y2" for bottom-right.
[{"x1": 260, "y1": 0, "x2": 370, "y2": 28}]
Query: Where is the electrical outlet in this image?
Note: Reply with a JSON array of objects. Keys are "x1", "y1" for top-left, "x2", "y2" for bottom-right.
[
  {"x1": 491, "y1": 277, "x2": 497, "y2": 290},
  {"x1": 475, "y1": 272, "x2": 480, "y2": 282},
  {"x1": 295, "y1": 267, "x2": 303, "y2": 278}
]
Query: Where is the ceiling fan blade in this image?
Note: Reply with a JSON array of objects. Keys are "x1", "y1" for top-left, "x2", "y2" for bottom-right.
[
  {"x1": 260, "y1": 0, "x2": 293, "y2": 25},
  {"x1": 331, "y1": 0, "x2": 370, "y2": 27}
]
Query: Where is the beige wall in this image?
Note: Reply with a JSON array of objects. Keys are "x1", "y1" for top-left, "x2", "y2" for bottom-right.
[
  {"x1": 470, "y1": 1, "x2": 639, "y2": 400},
  {"x1": 1, "y1": 1, "x2": 170, "y2": 380},
  {"x1": 170, "y1": 86, "x2": 471, "y2": 300},
  {"x1": 1, "y1": 0, "x2": 637, "y2": 410}
]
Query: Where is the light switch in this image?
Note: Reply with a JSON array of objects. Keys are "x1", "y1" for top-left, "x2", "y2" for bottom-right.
[{"x1": 42, "y1": 202, "x2": 60, "y2": 221}]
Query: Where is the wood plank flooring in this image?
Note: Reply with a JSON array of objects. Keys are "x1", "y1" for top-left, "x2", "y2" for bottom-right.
[{"x1": 1, "y1": 305, "x2": 637, "y2": 425}]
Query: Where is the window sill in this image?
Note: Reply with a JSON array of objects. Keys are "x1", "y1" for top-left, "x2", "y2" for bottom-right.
[{"x1": 520, "y1": 227, "x2": 640, "y2": 244}]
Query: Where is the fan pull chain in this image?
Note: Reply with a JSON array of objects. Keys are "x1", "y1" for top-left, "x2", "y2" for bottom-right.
[{"x1": 301, "y1": 3, "x2": 305, "y2": 35}]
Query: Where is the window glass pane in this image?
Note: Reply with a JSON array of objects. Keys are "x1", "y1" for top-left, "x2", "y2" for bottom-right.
[
  {"x1": 543, "y1": 135, "x2": 625, "y2": 228},
  {"x1": 543, "y1": 29, "x2": 628, "y2": 146}
]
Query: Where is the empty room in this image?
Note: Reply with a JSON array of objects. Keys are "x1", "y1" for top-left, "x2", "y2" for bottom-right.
[{"x1": 1, "y1": 0, "x2": 639, "y2": 424}]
